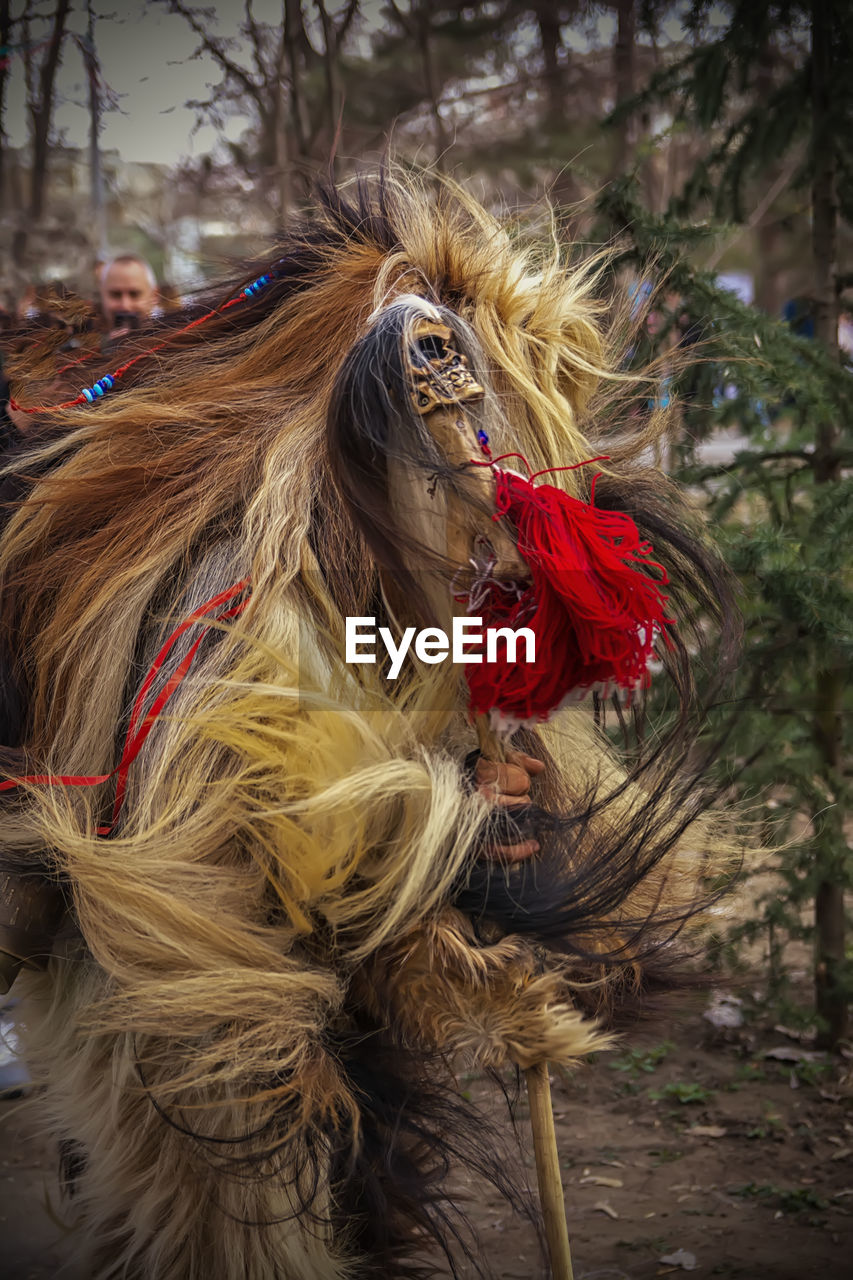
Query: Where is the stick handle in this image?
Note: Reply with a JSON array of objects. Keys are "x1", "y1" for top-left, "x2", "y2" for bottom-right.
[
  {"x1": 526, "y1": 1061, "x2": 574, "y2": 1280},
  {"x1": 475, "y1": 712, "x2": 505, "y2": 762},
  {"x1": 474, "y1": 719, "x2": 573, "y2": 1275}
]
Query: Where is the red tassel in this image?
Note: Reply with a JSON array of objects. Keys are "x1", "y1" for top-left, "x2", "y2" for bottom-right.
[{"x1": 464, "y1": 468, "x2": 673, "y2": 726}]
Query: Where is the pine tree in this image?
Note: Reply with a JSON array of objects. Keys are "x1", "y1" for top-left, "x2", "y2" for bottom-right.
[{"x1": 599, "y1": 0, "x2": 853, "y2": 1046}]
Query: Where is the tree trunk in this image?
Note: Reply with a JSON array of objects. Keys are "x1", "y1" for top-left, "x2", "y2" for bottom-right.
[
  {"x1": 266, "y1": 89, "x2": 293, "y2": 233},
  {"x1": 613, "y1": 0, "x2": 636, "y2": 175},
  {"x1": 12, "y1": 6, "x2": 34, "y2": 264},
  {"x1": 416, "y1": 4, "x2": 448, "y2": 172},
  {"x1": 315, "y1": 0, "x2": 341, "y2": 175},
  {"x1": 0, "y1": 0, "x2": 12, "y2": 216},
  {"x1": 753, "y1": 40, "x2": 784, "y2": 315},
  {"x1": 754, "y1": 218, "x2": 784, "y2": 316},
  {"x1": 84, "y1": 0, "x2": 107, "y2": 261},
  {"x1": 535, "y1": 0, "x2": 565, "y2": 128},
  {"x1": 810, "y1": 0, "x2": 846, "y2": 1050},
  {"x1": 284, "y1": 0, "x2": 309, "y2": 158},
  {"x1": 28, "y1": 0, "x2": 71, "y2": 224}
]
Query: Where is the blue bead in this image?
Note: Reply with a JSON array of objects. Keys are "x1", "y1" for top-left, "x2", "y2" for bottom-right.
[
  {"x1": 82, "y1": 387, "x2": 94, "y2": 402},
  {"x1": 102, "y1": 375, "x2": 114, "y2": 389},
  {"x1": 241, "y1": 274, "x2": 273, "y2": 302},
  {"x1": 93, "y1": 383, "x2": 105, "y2": 397},
  {"x1": 478, "y1": 430, "x2": 489, "y2": 445}
]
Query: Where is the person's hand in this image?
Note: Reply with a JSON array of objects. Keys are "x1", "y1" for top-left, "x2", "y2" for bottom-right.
[{"x1": 474, "y1": 750, "x2": 546, "y2": 862}]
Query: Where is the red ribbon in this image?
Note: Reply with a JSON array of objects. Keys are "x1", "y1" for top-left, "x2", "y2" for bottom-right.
[
  {"x1": 9, "y1": 292, "x2": 250, "y2": 414},
  {"x1": 0, "y1": 579, "x2": 250, "y2": 834}
]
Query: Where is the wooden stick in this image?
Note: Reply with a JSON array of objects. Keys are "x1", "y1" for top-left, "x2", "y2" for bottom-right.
[
  {"x1": 526, "y1": 1061, "x2": 574, "y2": 1280},
  {"x1": 472, "y1": 716, "x2": 574, "y2": 1277}
]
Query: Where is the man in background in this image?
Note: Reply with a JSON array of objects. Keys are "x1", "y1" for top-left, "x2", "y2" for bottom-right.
[{"x1": 99, "y1": 254, "x2": 157, "y2": 342}]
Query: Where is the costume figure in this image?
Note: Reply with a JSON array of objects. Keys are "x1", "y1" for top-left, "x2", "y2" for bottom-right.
[{"x1": 0, "y1": 174, "x2": 737, "y2": 1279}]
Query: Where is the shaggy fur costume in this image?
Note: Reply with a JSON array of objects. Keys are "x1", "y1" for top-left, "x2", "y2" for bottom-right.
[{"x1": 0, "y1": 174, "x2": 738, "y2": 1279}]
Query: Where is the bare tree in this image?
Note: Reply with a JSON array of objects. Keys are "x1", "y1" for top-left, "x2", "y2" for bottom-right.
[
  {"x1": 534, "y1": 0, "x2": 568, "y2": 126},
  {"x1": 28, "y1": 0, "x2": 71, "y2": 223},
  {"x1": 164, "y1": 1, "x2": 292, "y2": 222},
  {"x1": 0, "y1": 0, "x2": 13, "y2": 216},
  {"x1": 613, "y1": 0, "x2": 636, "y2": 173},
  {"x1": 163, "y1": 1, "x2": 358, "y2": 224},
  {"x1": 387, "y1": 0, "x2": 452, "y2": 171},
  {"x1": 315, "y1": 0, "x2": 355, "y2": 175},
  {"x1": 81, "y1": 0, "x2": 107, "y2": 260},
  {"x1": 810, "y1": 0, "x2": 846, "y2": 1050},
  {"x1": 3, "y1": 0, "x2": 72, "y2": 262}
]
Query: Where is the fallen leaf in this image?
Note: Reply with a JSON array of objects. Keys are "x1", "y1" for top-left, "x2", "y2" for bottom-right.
[
  {"x1": 593, "y1": 1199, "x2": 619, "y2": 1219},
  {"x1": 774, "y1": 1023, "x2": 816, "y2": 1042},
  {"x1": 688, "y1": 1125, "x2": 727, "y2": 1138},
  {"x1": 580, "y1": 1175, "x2": 624, "y2": 1188},
  {"x1": 659, "y1": 1249, "x2": 697, "y2": 1271},
  {"x1": 765, "y1": 1046, "x2": 825, "y2": 1062},
  {"x1": 830, "y1": 1147, "x2": 852, "y2": 1161}
]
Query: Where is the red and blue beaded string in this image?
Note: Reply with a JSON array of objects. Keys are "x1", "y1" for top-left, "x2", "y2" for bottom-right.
[{"x1": 10, "y1": 270, "x2": 278, "y2": 416}]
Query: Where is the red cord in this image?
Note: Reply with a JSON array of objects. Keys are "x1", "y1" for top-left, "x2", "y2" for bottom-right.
[
  {"x1": 9, "y1": 294, "x2": 248, "y2": 415},
  {"x1": 0, "y1": 579, "x2": 250, "y2": 834}
]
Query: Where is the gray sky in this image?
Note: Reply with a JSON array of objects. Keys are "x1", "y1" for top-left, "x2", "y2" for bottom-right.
[
  {"x1": 4, "y1": 2, "x2": 710, "y2": 168},
  {"x1": 6, "y1": 2, "x2": 277, "y2": 165}
]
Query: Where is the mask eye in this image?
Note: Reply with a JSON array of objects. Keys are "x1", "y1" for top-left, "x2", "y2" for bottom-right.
[{"x1": 416, "y1": 333, "x2": 448, "y2": 363}]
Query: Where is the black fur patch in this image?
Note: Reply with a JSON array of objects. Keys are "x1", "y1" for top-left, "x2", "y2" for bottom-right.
[{"x1": 133, "y1": 1020, "x2": 539, "y2": 1280}]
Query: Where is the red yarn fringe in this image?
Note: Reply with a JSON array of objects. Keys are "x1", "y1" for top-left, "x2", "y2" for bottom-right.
[{"x1": 465, "y1": 468, "x2": 673, "y2": 725}]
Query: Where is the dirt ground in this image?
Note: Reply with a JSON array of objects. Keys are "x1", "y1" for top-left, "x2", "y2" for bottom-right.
[{"x1": 1, "y1": 986, "x2": 851, "y2": 1280}]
